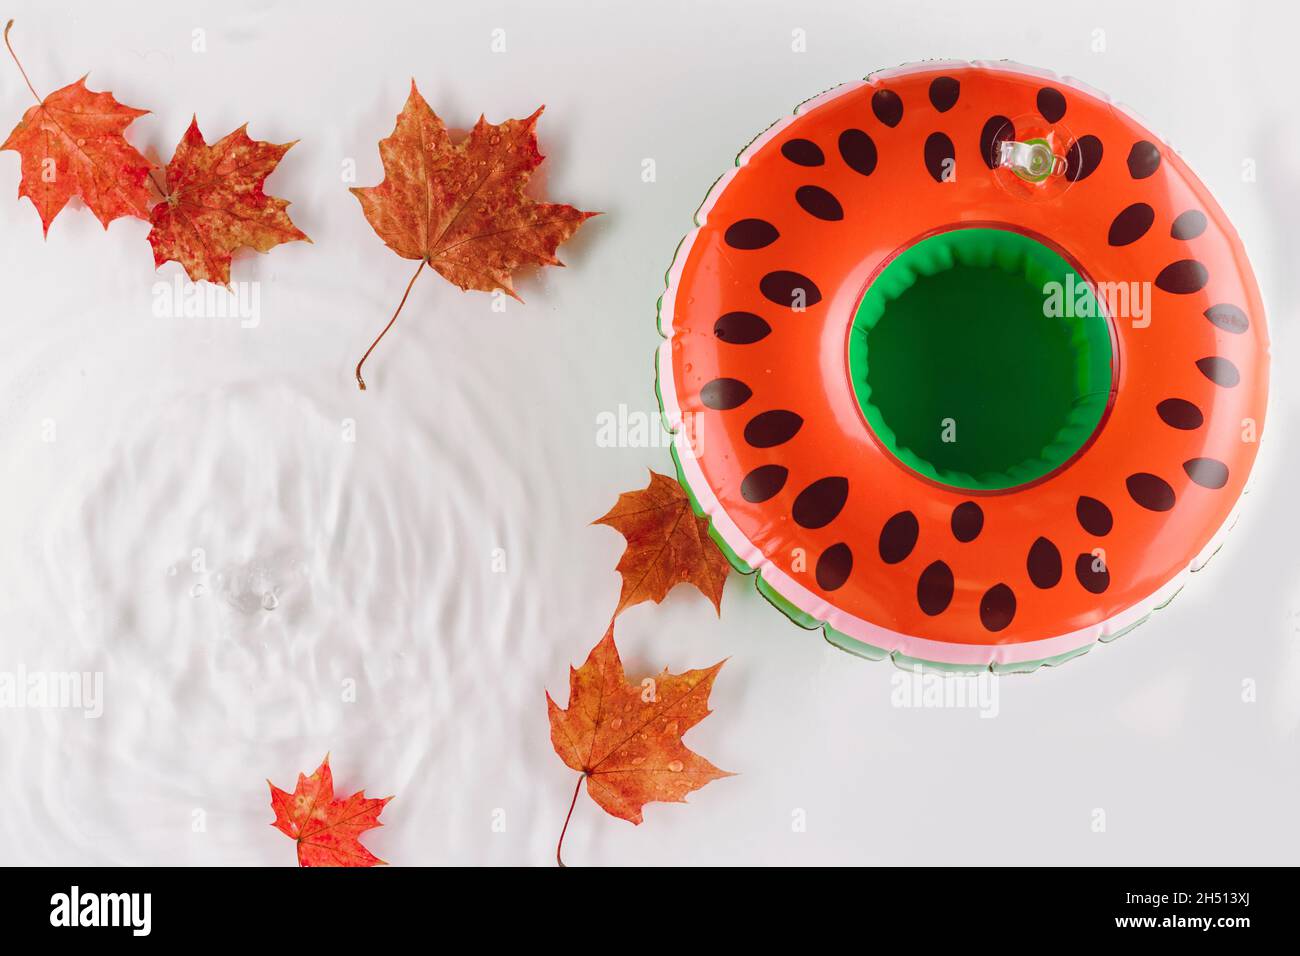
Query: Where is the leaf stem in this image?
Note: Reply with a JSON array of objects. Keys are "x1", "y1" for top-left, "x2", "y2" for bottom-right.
[
  {"x1": 4, "y1": 20, "x2": 43, "y2": 104},
  {"x1": 556, "y1": 774, "x2": 583, "y2": 868},
  {"x1": 356, "y1": 258, "x2": 425, "y2": 391}
]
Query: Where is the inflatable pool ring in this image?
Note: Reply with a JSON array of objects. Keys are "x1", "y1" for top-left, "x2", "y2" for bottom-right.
[{"x1": 656, "y1": 61, "x2": 1269, "y2": 671}]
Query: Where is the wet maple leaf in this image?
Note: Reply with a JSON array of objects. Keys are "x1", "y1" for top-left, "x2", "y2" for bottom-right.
[
  {"x1": 1, "y1": 20, "x2": 152, "y2": 235},
  {"x1": 595, "y1": 470, "x2": 730, "y2": 617},
  {"x1": 147, "y1": 118, "x2": 309, "y2": 286},
  {"x1": 268, "y1": 755, "x2": 392, "y2": 867},
  {"x1": 547, "y1": 624, "x2": 732, "y2": 863},
  {"x1": 349, "y1": 80, "x2": 596, "y2": 388}
]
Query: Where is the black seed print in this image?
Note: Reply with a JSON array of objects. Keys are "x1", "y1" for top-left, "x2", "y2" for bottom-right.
[
  {"x1": 878, "y1": 511, "x2": 919, "y2": 564},
  {"x1": 740, "y1": 464, "x2": 788, "y2": 503},
  {"x1": 744, "y1": 410, "x2": 803, "y2": 448},
  {"x1": 1156, "y1": 398, "x2": 1203, "y2": 430},
  {"x1": 700, "y1": 378, "x2": 752, "y2": 410},
  {"x1": 950, "y1": 501, "x2": 983, "y2": 542},
  {"x1": 837, "y1": 129, "x2": 878, "y2": 176},
  {"x1": 1127, "y1": 473, "x2": 1176, "y2": 512},
  {"x1": 1171, "y1": 210, "x2": 1207, "y2": 240},
  {"x1": 1184, "y1": 457, "x2": 1229, "y2": 489},
  {"x1": 724, "y1": 218, "x2": 779, "y2": 250},
  {"x1": 928, "y1": 76, "x2": 960, "y2": 113},
  {"x1": 816, "y1": 543, "x2": 853, "y2": 591},
  {"x1": 1026, "y1": 537, "x2": 1063, "y2": 589},
  {"x1": 1196, "y1": 356, "x2": 1240, "y2": 387},
  {"x1": 714, "y1": 311, "x2": 771, "y2": 344},
  {"x1": 1108, "y1": 202, "x2": 1155, "y2": 246},
  {"x1": 781, "y1": 138, "x2": 824, "y2": 167},
  {"x1": 1127, "y1": 140, "x2": 1161, "y2": 179},
  {"x1": 871, "y1": 89, "x2": 903, "y2": 128},
  {"x1": 924, "y1": 132, "x2": 956, "y2": 183},
  {"x1": 1065, "y1": 135, "x2": 1103, "y2": 182},
  {"x1": 795, "y1": 185, "x2": 843, "y2": 221},
  {"x1": 1075, "y1": 553, "x2": 1110, "y2": 594},
  {"x1": 792, "y1": 476, "x2": 849, "y2": 529},
  {"x1": 1155, "y1": 259, "x2": 1208, "y2": 294},
  {"x1": 916, "y1": 561, "x2": 954, "y2": 615},
  {"x1": 760, "y1": 270, "x2": 822, "y2": 308},
  {"x1": 979, "y1": 584, "x2": 1016, "y2": 632},
  {"x1": 1204, "y1": 304, "x2": 1249, "y2": 335},
  {"x1": 1076, "y1": 496, "x2": 1113, "y2": 536},
  {"x1": 1036, "y1": 87, "x2": 1067, "y2": 123},
  {"x1": 979, "y1": 115, "x2": 1014, "y2": 169}
]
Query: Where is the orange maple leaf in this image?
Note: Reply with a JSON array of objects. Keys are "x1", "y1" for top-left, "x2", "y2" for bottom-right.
[
  {"x1": 349, "y1": 80, "x2": 596, "y2": 389},
  {"x1": 547, "y1": 625, "x2": 732, "y2": 864},
  {"x1": 1, "y1": 20, "x2": 152, "y2": 235},
  {"x1": 268, "y1": 755, "x2": 392, "y2": 867},
  {"x1": 147, "y1": 118, "x2": 309, "y2": 286},
  {"x1": 594, "y1": 470, "x2": 730, "y2": 617}
]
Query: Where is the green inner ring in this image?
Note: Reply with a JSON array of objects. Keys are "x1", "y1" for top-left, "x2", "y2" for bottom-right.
[{"x1": 848, "y1": 227, "x2": 1113, "y2": 491}]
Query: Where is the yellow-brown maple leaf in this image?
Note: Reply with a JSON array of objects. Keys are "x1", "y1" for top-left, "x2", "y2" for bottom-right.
[
  {"x1": 1, "y1": 20, "x2": 152, "y2": 235},
  {"x1": 147, "y1": 118, "x2": 309, "y2": 285},
  {"x1": 547, "y1": 625, "x2": 732, "y2": 863},
  {"x1": 268, "y1": 755, "x2": 392, "y2": 867},
  {"x1": 348, "y1": 81, "x2": 595, "y2": 388},
  {"x1": 595, "y1": 470, "x2": 730, "y2": 617}
]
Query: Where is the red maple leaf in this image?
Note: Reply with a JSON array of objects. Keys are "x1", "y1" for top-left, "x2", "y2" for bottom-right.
[
  {"x1": 547, "y1": 625, "x2": 732, "y2": 865},
  {"x1": 268, "y1": 755, "x2": 392, "y2": 867},
  {"x1": 594, "y1": 471, "x2": 730, "y2": 617},
  {"x1": 147, "y1": 118, "x2": 309, "y2": 285},
  {"x1": 1, "y1": 20, "x2": 152, "y2": 235},
  {"x1": 349, "y1": 81, "x2": 596, "y2": 388}
]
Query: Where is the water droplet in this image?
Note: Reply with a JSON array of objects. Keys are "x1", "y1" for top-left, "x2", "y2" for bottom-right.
[
  {"x1": 190, "y1": 583, "x2": 206, "y2": 597},
  {"x1": 610, "y1": 717, "x2": 622, "y2": 730},
  {"x1": 166, "y1": 565, "x2": 178, "y2": 576},
  {"x1": 668, "y1": 760, "x2": 684, "y2": 772},
  {"x1": 631, "y1": 756, "x2": 646, "y2": 766},
  {"x1": 663, "y1": 720, "x2": 678, "y2": 735},
  {"x1": 261, "y1": 591, "x2": 279, "y2": 611}
]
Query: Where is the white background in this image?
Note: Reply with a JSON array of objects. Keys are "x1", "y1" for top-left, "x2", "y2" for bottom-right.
[{"x1": 0, "y1": 0, "x2": 1296, "y2": 865}]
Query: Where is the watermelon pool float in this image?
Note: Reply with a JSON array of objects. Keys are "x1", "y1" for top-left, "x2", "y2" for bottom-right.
[{"x1": 656, "y1": 62, "x2": 1269, "y2": 672}]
